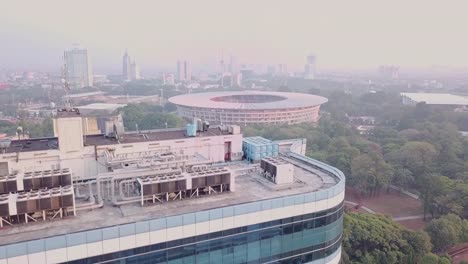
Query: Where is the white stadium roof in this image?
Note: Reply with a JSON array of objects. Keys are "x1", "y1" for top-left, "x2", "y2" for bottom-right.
[
  {"x1": 169, "y1": 91, "x2": 328, "y2": 110},
  {"x1": 401, "y1": 93, "x2": 468, "y2": 106}
]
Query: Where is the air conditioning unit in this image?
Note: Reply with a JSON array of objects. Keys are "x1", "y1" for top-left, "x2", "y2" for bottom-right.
[{"x1": 260, "y1": 157, "x2": 294, "y2": 184}]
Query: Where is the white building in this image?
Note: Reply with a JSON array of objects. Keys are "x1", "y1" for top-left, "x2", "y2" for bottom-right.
[
  {"x1": 400, "y1": 92, "x2": 468, "y2": 107},
  {"x1": 122, "y1": 50, "x2": 141, "y2": 81},
  {"x1": 0, "y1": 108, "x2": 344, "y2": 264},
  {"x1": 130, "y1": 61, "x2": 140, "y2": 80},
  {"x1": 177, "y1": 60, "x2": 191, "y2": 82},
  {"x1": 64, "y1": 47, "x2": 93, "y2": 89},
  {"x1": 304, "y1": 54, "x2": 316, "y2": 80}
]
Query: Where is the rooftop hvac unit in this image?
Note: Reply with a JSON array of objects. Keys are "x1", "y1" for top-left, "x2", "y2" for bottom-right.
[
  {"x1": 0, "y1": 139, "x2": 11, "y2": 149},
  {"x1": 6, "y1": 175, "x2": 18, "y2": 193},
  {"x1": 0, "y1": 176, "x2": 7, "y2": 194},
  {"x1": 202, "y1": 121, "x2": 210, "y2": 132},
  {"x1": 27, "y1": 192, "x2": 40, "y2": 212},
  {"x1": 51, "y1": 188, "x2": 62, "y2": 210},
  {"x1": 0, "y1": 194, "x2": 9, "y2": 217},
  {"x1": 0, "y1": 186, "x2": 74, "y2": 217},
  {"x1": 61, "y1": 186, "x2": 74, "y2": 207},
  {"x1": 16, "y1": 193, "x2": 29, "y2": 214},
  {"x1": 31, "y1": 175, "x2": 42, "y2": 190},
  {"x1": 39, "y1": 190, "x2": 52, "y2": 211},
  {"x1": 196, "y1": 118, "x2": 203, "y2": 132},
  {"x1": 228, "y1": 125, "x2": 240, "y2": 134},
  {"x1": 105, "y1": 121, "x2": 125, "y2": 138},
  {"x1": 186, "y1": 124, "x2": 197, "y2": 137},
  {"x1": 23, "y1": 173, "x2": 33, "y2": 190},
  {"x1": 261, "y1": 157, "x2": 294, "y2": 184}
]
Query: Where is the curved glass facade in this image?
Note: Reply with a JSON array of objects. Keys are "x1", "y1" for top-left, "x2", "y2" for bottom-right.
[{"x1": 69, "y1": 203, "x2": 343, "y2": 264}]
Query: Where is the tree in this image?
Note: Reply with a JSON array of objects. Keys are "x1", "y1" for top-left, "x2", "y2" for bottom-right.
[
  {"x1": 22, "y1": 118, "x2": 54, "y2": 138},
  {"x1": 421, "y1": 253, "x2": 451, "y2": 264},
  {"x1": 402, "y1": 230, "x2": 432, "y2": 259},
  {"x1": 391, "y1": 167, "x2": 414, "y2": 192},
  {"x1": 350, "y1": 153, "x2": 392, "y2": 196},
  {"x1": 163, "y1": 102, "x2": 178, "y2": 112},
  {"x1": 399, "y1": 141, "x2": 437, "y2": 176},
  {"x1": 419, "y1": 175, "x2": 452, "y2": 220},
  {"x1": 0, "y1": 120, "x2": 17, "y2": 136},
  {"x1": 425, "y1": 214, "x2": 465, "y2": 252},
  {"x1": 119, "y1": 103, "x2": 184, "y2": 131},
  {"x1": 343, "y1": 213, "x2": 433, "y2": 264},
  {"x1": 325, "y1": 137, "x2": 360, "y2": 176}
]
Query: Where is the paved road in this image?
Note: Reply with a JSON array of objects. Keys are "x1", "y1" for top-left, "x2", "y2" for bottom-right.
[
  {"x1": 345, "y1": 200, "x2": 430, "y2": 222},
  {"x1": 344, "y1": 200, "x2": 375, "y2": 214},
  {"x1": 392, "y1": 215, "x2": 431, "y2": 221}
]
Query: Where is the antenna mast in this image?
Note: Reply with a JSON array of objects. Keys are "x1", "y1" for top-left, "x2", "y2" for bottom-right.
[{"x1": 61, "y1": 57, "x2": 71, "y2": 108}]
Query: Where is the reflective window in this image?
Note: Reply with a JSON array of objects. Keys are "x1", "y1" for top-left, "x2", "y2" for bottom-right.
[{"x1": 69, "y1": 203, "x2": 343, "y2": 264}]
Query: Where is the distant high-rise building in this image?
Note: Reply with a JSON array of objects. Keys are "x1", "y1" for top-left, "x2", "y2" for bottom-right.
[
  {"x1": 163, "y1": 73, "x2": 175, "y2": 85},
  {"x1": 378, "y1": 65, "x2": 399, "y2": 79},
  {"x1": 177, "y1": 61, "x2": 183, "y2": 81},
  {"x1": 267, "y1": 65, "x2": 276, "y2": 75},
  {"x1": 130, "y1": 60, "x2": 140, "y2": 80},
  {"x1": 122, "y1": 50, "x2": 141, "y2": 81},
  {"x1": 228, "y1": 56, "x2": 238, "y2": 75},
  {"x1": 304, "y1": 55, "x2": 316, "y2": 80},
  {"x1": 64, "y1": 47, "x2": 93, "y2": 89},
  {"x1": 176, "y1": 60, "x2": 191, "y2": 82},
  {"x1": 278, "y1": 64, "x2": 288, "y2": 76},
  {"x1": 122, "y1": 50, "x2": 131, "y2": 81}
]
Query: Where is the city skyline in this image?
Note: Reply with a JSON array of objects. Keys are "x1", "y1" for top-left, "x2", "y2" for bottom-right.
[{"x1": 2, "y1": 0, "x2": 468, "y2": 73}]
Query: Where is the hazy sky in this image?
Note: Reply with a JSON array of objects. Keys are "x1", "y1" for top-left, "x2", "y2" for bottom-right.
[{"x1": 1, "y1": 0, "x2": 468, "y2": 73}]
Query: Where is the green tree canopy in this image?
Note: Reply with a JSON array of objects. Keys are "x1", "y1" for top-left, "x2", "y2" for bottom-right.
[
  {"x1": 343, "y1": 213, "x2": 434, "y2": 264},
  {"x1": 425, "y1": 214, "x2": 468, "y2": 252}
]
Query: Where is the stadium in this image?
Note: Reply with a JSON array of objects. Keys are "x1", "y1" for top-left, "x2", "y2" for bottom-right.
[{"x1": 169, "y1": 91, "x2": 328, "y2": 125}]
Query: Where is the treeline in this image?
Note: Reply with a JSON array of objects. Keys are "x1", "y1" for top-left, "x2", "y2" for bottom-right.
[
  {"x1": 243, "y1": 90, "x2": 468, "y2": 260},
  {"x1": 244, "y1": 92, "x2": 468, "y2": 220},
  {"x1": 118, "y1": 103, "x2": 185, "y2": 131},
  {"x1": 343, "y1": 213, "x2": 454, "y2": 264},
  {"x1": 0, "y1": 119, "x2": 53, "y2": 138},
  {"x1": 344, "y1": 212, "x2": 468, "y2": 263}
]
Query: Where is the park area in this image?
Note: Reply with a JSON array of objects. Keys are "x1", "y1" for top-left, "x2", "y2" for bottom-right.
[{"x1": 345, "y1": 187, "x2": 427, "y2": 230}]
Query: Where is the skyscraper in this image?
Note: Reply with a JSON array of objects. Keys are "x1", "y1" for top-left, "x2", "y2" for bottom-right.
[
  {"x1": 177, "y1": 60, "x2": 191, "y2": 82},
  {"x1": 130, "y1": 60, "x2": 141, "y2": 80},
  {"x1": 123, "y1": 50, "x2": 141, "y2": 81},
  {"x1": 278, "y1": 64, "x2": 288, "y2": 76},
  {"x1": 122, "y1": 50, "x2": 131, "y2": 81},
  {"x1": 304, "y1": 54, "x2": 316, "y2": 80},
  {"x1": 228, "y1": 56, "x2": 238, "y2": 75},
  {"x1": 64, "y1": 47, "x2": 93, "y2": 89}
]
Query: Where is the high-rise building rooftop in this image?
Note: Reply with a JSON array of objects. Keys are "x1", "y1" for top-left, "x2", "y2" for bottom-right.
[{"x1": 0, "y1": 109, "x2": 344, "y2": 264}]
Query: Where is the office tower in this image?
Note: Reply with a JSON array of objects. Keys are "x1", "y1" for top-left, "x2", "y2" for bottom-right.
[
  {"x1": 228, "y1": 56, "x2": 238, "y2": 75},
  {"x1": 123, "y1": 50, "x2": 141, "y2": 81},
  {"x1": 304, "y1": 55, "x2": 316, "y2": 80},
  {"x1": 267, "y1": 65, "x2": 276, "y2": 75},
  {"x1": 378, "y1": 65, "x2": 399, "y2": 79},
  {"x1": 278, "y1": 64, "x2": 288, "y2": 76},
  {"x1": 122, "y1": 50, "x2": 131, "y2": 81},
  {"x1": 130, "y1": 60, "x2": 140, "y2": 80},
  {"x1": 177, "y1": 60, "x2": 191, "y2": 82},
  {"x1": 184, "y1": 60, "x2": 191, "y2": 81},
  {"x1": 64, "y1": 47, "x2": 93, "y2": 89}
]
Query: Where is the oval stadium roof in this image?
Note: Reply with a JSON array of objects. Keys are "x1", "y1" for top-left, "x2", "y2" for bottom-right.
[{"x1": 168, "y1": 91, "x2": 328, "y2": 110}]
